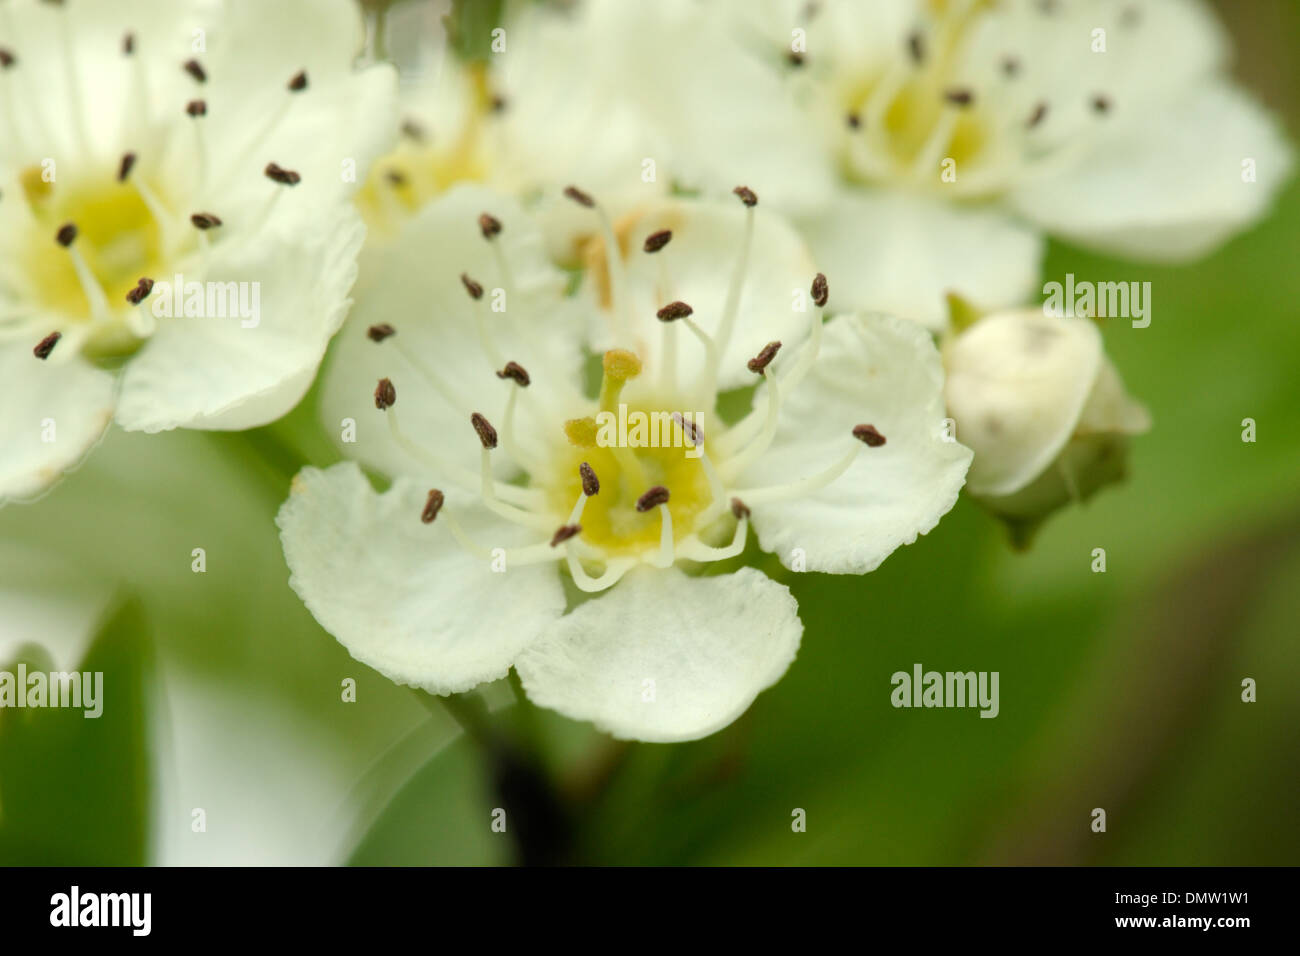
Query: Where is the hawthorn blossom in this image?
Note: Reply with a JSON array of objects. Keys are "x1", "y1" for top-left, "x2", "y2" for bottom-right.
[
  {"x1": 943, "y1": 306, "x2": 1150, "y2": 544},
  {"x1": 0, "y1": 0, "x2": 396, "y2": 503},
  {"x1": 500, "y1": 0, "x2": 1293, "y2": 326},
  {"x1": 278, "y1": 183, "x2": 971, "y2": 742}
]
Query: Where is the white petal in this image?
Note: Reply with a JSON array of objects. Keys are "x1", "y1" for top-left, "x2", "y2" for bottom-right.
[
  {"x1": 945, "y1": 311, "x2": 1103, "y2": 497},
  {"x1": 0, "y1": 343, "x2": 114, "y2": 504},
  {"x1": 1007, "y1": 82, "x2": 1294, "y2": 261},
  {"x1": 801, "y1": 190, "x2": 1043, "y2": 332},
  {"x1": 277, "y1": 462, "x2": 567, "y2": 696},
  {"x1": 113, "y1": 212, "x2": 365, "y2": 433},
  {"x1": 738, "y1": 313, "x2": 972, "y2": 573},
  {"x1": 320, "y1": 184, "x2": 585, "y2": 484},
  {"x1": 516, "y1": 566, "x2": 801, "y2": 743},
  {"x1": 501, "y1": 0, "x2": 834, "y2": 215}
]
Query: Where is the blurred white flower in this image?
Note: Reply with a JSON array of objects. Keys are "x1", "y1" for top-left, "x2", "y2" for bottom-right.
[
  {"x1": 943, "y1": 306, "x2": 1150, "y2": 544},
  {"x1": 501, "y1": 0, "x2": 1293, "y2": 326},
  {"x1": 278, "y1": 183, "x2": 971, "y2": 742},
  {"x1": 0, "y1": 0, "x2": 397, "y2": 503}
]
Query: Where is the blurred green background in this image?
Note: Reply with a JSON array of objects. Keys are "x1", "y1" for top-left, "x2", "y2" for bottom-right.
[{"x1": 1, "y1": 0, "x2": 1297, "y2": 866}]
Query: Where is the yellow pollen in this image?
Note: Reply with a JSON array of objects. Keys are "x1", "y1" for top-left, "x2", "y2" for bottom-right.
[{"x1": 564, "y1": 416, "x2": 599, "y2": 447}]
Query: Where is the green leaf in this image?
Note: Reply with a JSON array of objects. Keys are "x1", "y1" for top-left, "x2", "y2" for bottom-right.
[{"x1": 0, "y1": 596, "x2": 153, "y2": 865}]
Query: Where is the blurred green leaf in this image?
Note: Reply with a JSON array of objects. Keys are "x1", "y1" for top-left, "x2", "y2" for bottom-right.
[{"x1": 0, "y1": 597, "x2": 152, "y2": 865}]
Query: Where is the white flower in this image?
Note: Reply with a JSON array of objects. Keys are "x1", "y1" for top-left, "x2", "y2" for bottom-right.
[
  {"x1": 499, "y1": 0, "x2": 1293, "y2": 327},
  {"x1": 0, "y1": 0, "x2": 397, "y2": 503},
  {"x1": 943, "y1": 306, "x2": 1150, "y2": 543},
  {"x1": 278, "y1": 183, "x2": 972, "y2": 742}
]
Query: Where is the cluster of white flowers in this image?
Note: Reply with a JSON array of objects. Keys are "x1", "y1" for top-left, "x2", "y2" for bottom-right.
[{"x1": 2, "y1": 0, "x2": 1291, "y2": 742}]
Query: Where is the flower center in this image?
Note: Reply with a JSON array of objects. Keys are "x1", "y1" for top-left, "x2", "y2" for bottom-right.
[{"x1": 17, "y1": 166, "x2": 169, "y2": 352}]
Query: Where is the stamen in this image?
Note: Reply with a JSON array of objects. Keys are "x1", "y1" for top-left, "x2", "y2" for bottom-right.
[
  {"x1": 190, "y1": 212, "x2": 222, "y2": 230},
  {"x1": 265, "y1": 162, "x2": 301, "y2": 186},
  {"x1": 747, "y1": 340, "x2": 782, "y2": 375},
  {"x1": 1025, "y1": 102, "x2": 1048, "y2": 129},
  {"x1": 598, "y1": 347, "x2": 642, "y2": 412},
  {"x1": 636, "y1": 486, "x2": 670, "y2": 512},
  {"x1": 566, "y1": 553, "x2": 635, "y2": 593},
  {"x1": 125, "y1": 277, "x2": 154, "y2": 305},
  {"x1": 0, "y1": 48, "x2": 15, "y2": 69},
  {"x1": 367, "y1": 323, "x2": 396, "y2": 342},
  {"x1": 33, "y1": 331, "x2": 61, "y2": 360},
  {"x1": 183, "y1": 59, "x2": 207, "y2": 83},
  {"x1": 677, "y1": 505, "x2": 748, "y2": 563},
  {"x1": 478, "y1": 212, "x2": 502, "y2": 239},
  {"x1": 470, "y1": 412, "x2": 498, "y2": 449},
  {"x1": 496, "y1": 361, "x2": 530, "y2": 386},
  {"x1": 122, "y1": 34, "x2": 134, "y2": 56},
  {"x1": 550, "y1": 524, "x2": 582, "y2": 547},
  {"x1": 421, "y1": 488, "x2": 445, "y2": 524},
  {"x1": 671, "y1": 412, "x2": 704, "y2": 447},
  {"x1": 656, "y1": 301, "x2": 693, "y2": 322},
  {"x1": 117, "y1": 152, "x2": 137, "y2": 182},
  {"x1": 944, "y1": 88, "x2": 974, "y2": 107},
  {"x1": 562, "y1": 185, "x2": 595, "y2": 208},
  {"x1": 56, "y1": 224, "x2": 111, "y2": 319},
  {"x1": 1091, "y1": 94, "x2": 1112, "y2": 115},
  {"x1": 374, "y1": 377, "x2": 396, "y2": 410},
  {"x1": 731, "y1": 497, "x2": 751, "y2": 519},
  {"x1": 643, "y1": 229, "x2": 672, "y2": 253},
  {"x1": 186, "y1": 98, "x2": 207, "y2": 117},
  {"x1": 908, "y1": 31, "x2": 926, "y2": 65},
  {"x1": 707, "y1": 186, "x2": 758, "y2": 399},
  {"x1": 580, "y1": 461, "x2": 600, "y2": 496},
  {"x1": 811, "y1": 272, "x2": 829, "y2": 308},
  {"x1": 852, "y1": 423, "x2": 886, "y2": 446},
  {"x1": 460, "y1": 272, "x2": 484, "y2": 299},
  {"x1": 287, "y1": 70, "x2": 308, "y2": 92}
]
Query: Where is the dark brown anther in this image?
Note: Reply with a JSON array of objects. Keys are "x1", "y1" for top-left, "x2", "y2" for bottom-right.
[
  {"x1": 118, "y1": 152, "x2": 137, "y2": 182},
  {"x1": 374, "y1": 378, "x2": 396, "y2": 410},
  {"x1": 846, "y1": 112, "x2": 861, "y2": 130},
  {"x1": 733, "y1": 185, "x2": 758, "y2": 207},
  {"x1": 288, "y1": 70, "x2": 308, "y2": 92},
  {"x1": 185, "y1": 99, "x2": 207, "y2": 117},
  {"x1": 367, "y1": 323, "x2": 396, "y2": 342},
  {"x1": 0, "y1": 48, "x2": 16, "y2": 69},
  {"x1": 190, "y1": 212, "x2": 222, "y2": 229},
  {"x1": 1091, "y1": 94, "x2": 1112, "y2": 114},
  {"x1": 470, "y1": 412, "x2": 498, "y2": 449},
  {"x1": 490, "y1": 94, "x2": 507, "y2": 113},
  {"x1": 579, "y1": 462, "x2": 599, "y2": 497},
  {"x1": 656, "y1": 301, "x2": 693, "y2": 322},
  {"x1": 125, "y1": 277, "x2": 154, "y2": 305},
  {"x1": 787, "y1": 51, "x2": 805, "y2": 67},
  {"x1": 562, "y1": 185, "x2": 595, "y2": 207},
  {"x1": 671, "y1": 412, "x2": 705, "y2": 447},
  {"x1": 811, "y1": 272, "x2": 828, "y2": 307},
  {"x1": 460, "y1": 273, "x2": 484, "y2": 300},
  {"x1": 55, "y1": 223, "x2": 77, "y2": 247},
  {"x1": 549, "y1": 524, "x2": 582, "y2": 547},
  {"x1": 907, "y1": 31, "x2": 925, "y2": 64},
  {"x1": 385, "y1": 169, "x2": 407, "y2": 187},
  {"x1": 944, "y1": 88, "x2": 974, "y2": 107},
  {"x1": 496, "y1": 361, "x2": 530, "y2": 387},
  {"x1": 265, "y1": 162, "x2": 301, "y2": 185},
  {"x1": 853, "y1": 424, "x2": 886, "y2": 447},
  {"x1": 183, "y1": 59, "x2": 206, "y2": 83},
  {"x1": 33, "y1": 331, "x2": 61, "y2": 360},
  {"x1": 1026, "y1": 102, "x2": 1048, "y2": 129},
  {"x1": 747, "y1": 341, "x2": 782, "y2": 375},
  {"x1": 400, "y1": 118, "x2": 426, "y2": 141},
  {"x1": 730, "y1": 497, "x2": 751, "y2": 520},
  {"x1": 478, "y1": 212, "x2": 502, "y2": 239},
  {"x1": 122, "y1": 33, "x2": 135, "y2": 56},
  {"x1": 1001, "y1": 55, "x2": 1020, "y2": 77},
  {"x1": 421, "y1": 489, "x2": 445, "y2": 524},
  {"x1": 643, "y1": 229, "x2": 672, "y2": 253},
  {"x1": 636, "y1": 486, "x2": 670, "y2": 512}
]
